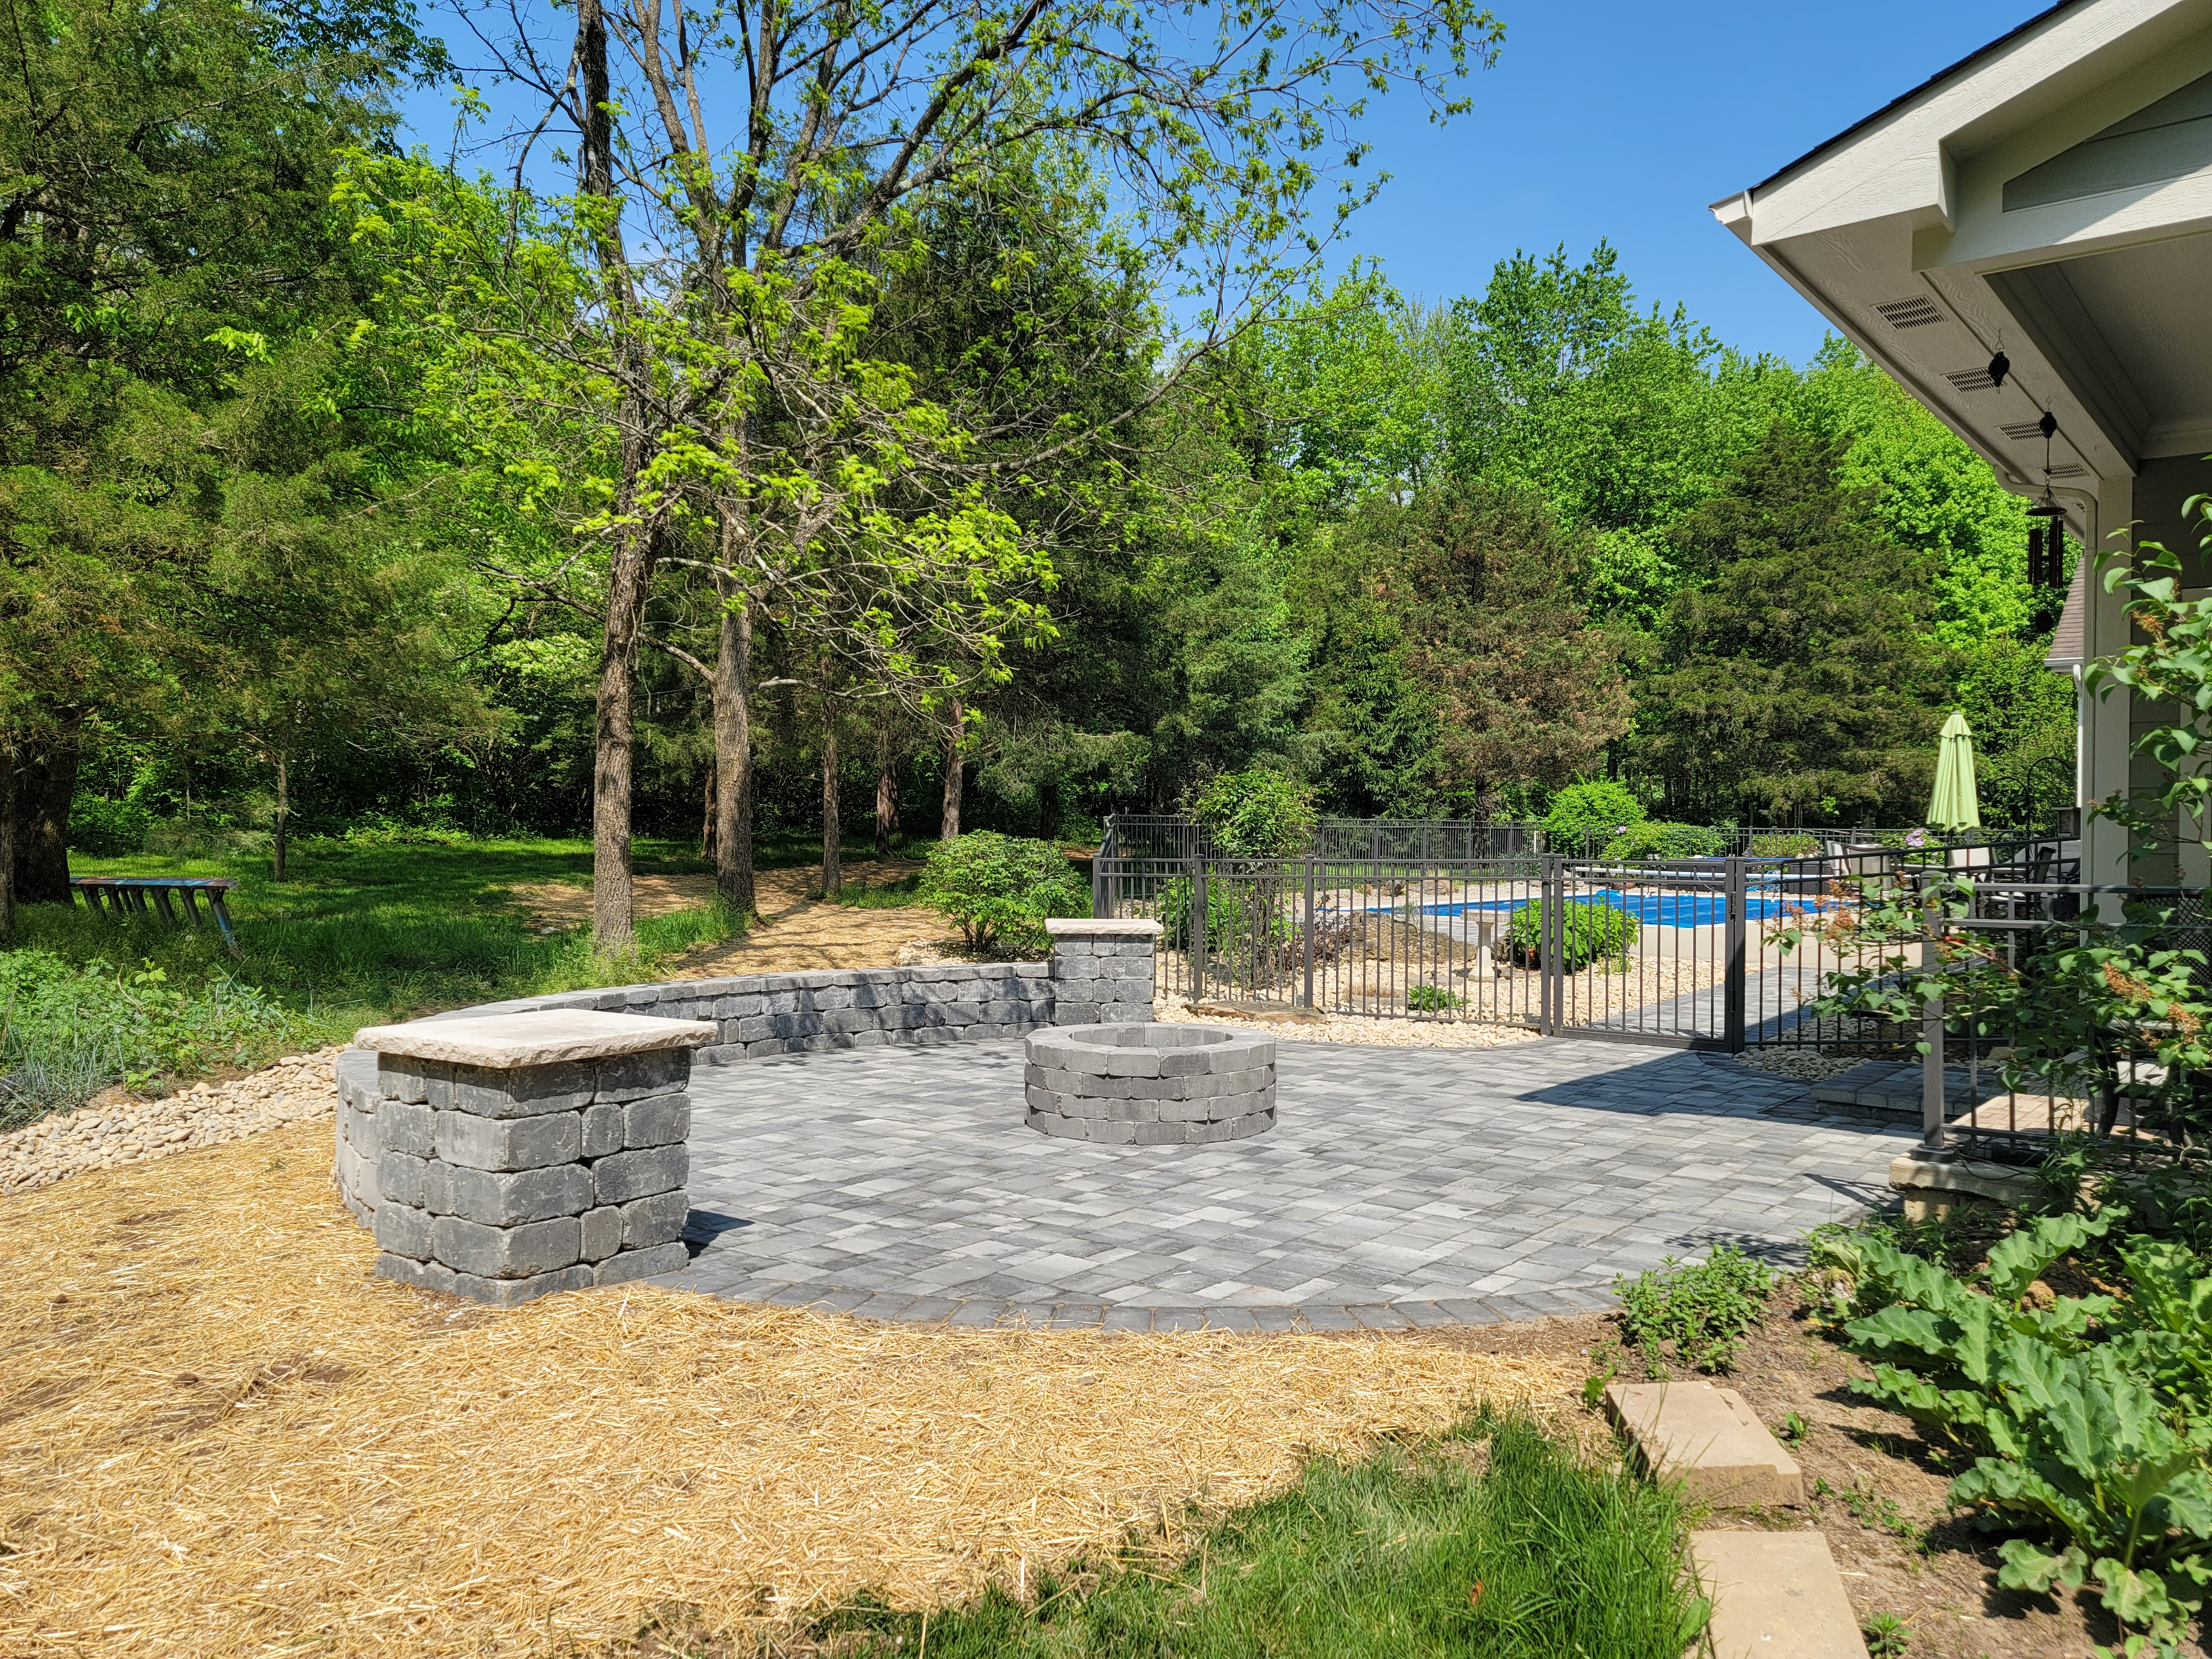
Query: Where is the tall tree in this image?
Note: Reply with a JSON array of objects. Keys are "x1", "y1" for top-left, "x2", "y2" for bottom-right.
[
  {"x1": 0, "y1": 0, "x2": 442, "y2": 925},
  {"x1": 1635, "y1": 424, "x2": 1947, "y2": 823},
  {"x1": 426, "y1": 0, "x2": 1500, "y2": 948},
  {"x1": 1349, "y1": 480, "x2": 1630, "y2": 816}
]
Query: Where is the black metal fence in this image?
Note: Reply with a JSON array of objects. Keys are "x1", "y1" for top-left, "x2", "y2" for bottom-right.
[
  {"x1": 1091, "y1": 827, "x2": 2084, "y2": 1059},
  {"x1": 1902, "y1": 878, "x2": 2209, "y2": 1159}
]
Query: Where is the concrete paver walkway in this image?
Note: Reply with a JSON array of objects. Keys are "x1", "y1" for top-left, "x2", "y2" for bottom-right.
[{"x1": 664, "y1": 1036, "x2": 1909, "y2": 1329}]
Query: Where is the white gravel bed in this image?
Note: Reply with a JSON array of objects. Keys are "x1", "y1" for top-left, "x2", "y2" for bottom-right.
[
  {"x1": 0, "y1": 1046, "x2": 342, "y2": 1197},
  {"x1": 1154, "y1": 997, "x2": 1543, "y2": 1049}
]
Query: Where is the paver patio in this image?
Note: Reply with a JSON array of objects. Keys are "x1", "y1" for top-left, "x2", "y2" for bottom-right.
[{"x1": 662, "y1": 1036, "x2": 1910, "y2": 1330}]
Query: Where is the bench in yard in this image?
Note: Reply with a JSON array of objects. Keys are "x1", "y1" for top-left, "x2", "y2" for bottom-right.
[{"x1": 72, "y1": 877, "x2": 240, "y2": 956}]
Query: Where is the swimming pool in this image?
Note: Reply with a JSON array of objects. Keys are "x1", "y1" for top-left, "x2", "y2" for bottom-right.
[{"x1": 1412, "y1": 891, "x2": 1787, "y2": 928}]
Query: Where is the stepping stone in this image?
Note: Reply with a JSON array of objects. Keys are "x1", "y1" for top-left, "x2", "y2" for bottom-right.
[
  {"x1": 1605, "y1": 1380, "x2": 1803, "y2": 1506},
  {"x1": 1691, "y1": 1530, "x2": 1869, "y2": 1659}
]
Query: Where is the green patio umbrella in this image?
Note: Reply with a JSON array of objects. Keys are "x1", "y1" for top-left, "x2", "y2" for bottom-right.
[{"x1": 1928, "y1": 708, "x2": 1982, "y2": 831}]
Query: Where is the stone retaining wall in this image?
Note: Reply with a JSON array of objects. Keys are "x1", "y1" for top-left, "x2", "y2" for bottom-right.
[{"x1": 335, "y1": 921, "x2": 1162, "y2": 1226}]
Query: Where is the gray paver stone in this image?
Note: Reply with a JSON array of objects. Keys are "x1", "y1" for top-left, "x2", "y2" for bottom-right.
[
  {"x1": 448, "y1": 1060, "x2": 596, "y2": 1118},
  {"x1": 435, "y1": 1107, "x2": 581, "y2": 1172},
  {"x1": 597, "y1": 1241, "x2": 692, "y2": 1285},
  {"x1": 580, "y1": 1204, "x2": 623, "y2": 1261},
  {"x1": 375, "y1": 1098, "x2": 435, "y2": 1158},
  {"x1": 620, "y1": 1189, "x2": 690, "y2": 1248},
  {"x1": 373, "y1": 1199, "x2": 434, "y2": 1260},
  {"x1": 594, "y1": 1143, "x2": 688, "y2": 1203},
  {"x1": 375, "y1": 1251, "x2": 457, "y2": 1294},
  {"x1": 448, "y1": 1264, "x2": 596, "y2": 1306},
  {"x1": 432, "y1": 1213, "x2": 582, "y2": 1279},
  {"x1": 624, "y1": 1093, "x2": 692, "y2": 1147},
  {"x1": 444, "y1": 1162, "x2": 596, "y2": 1226}
]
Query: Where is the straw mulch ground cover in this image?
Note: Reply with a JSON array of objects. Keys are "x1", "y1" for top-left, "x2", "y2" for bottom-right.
[{"x1": 0, "y1": 1124, "x2": 1583, "y2": 1657}]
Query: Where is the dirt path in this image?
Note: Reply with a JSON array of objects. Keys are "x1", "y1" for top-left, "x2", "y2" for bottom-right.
[{"x1": 511, "y1": 862, "x2": 968, "y2": 977}]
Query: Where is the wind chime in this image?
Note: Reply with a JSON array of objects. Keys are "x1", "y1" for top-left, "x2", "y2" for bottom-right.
[{"x1": 1990, "y1": 349, "x2": 2069, "y2": 592}]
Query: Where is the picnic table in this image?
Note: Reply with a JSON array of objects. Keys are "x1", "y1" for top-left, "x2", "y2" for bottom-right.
[{"x1": 72, "y1": 877, "x2": 240, "y2": 956}]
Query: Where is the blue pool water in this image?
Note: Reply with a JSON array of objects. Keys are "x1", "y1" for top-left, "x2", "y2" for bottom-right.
[{"x1": 1414, "y1": 891, "x2": 1785, "y2": 928}]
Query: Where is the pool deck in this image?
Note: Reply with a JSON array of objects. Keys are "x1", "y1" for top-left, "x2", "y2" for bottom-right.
[{"x1": 661, "y1": 1035, "x2": 1908, "y2": 1330}]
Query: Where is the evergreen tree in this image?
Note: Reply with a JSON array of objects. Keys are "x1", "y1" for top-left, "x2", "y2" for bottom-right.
[
  {"x1": 1350, "y1": 481, "x2": 1631, "y2": 817},
  {"x1": 1634, "y1": 424, "x2": 1947, "y2": 823}
]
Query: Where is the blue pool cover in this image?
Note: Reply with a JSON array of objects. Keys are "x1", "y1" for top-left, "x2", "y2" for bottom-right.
[{"x1": 1415, "y1": 892, "x2": 1785, "y2": 928}]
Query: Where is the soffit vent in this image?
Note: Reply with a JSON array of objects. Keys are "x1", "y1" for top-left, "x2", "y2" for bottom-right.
[
  {"x1": 2049, "y1": 463, "x2": 2088, "y2": 478},
  {"x1": 1946, "y1": 368, "x2": 1999, "y2": 394},
  {"x1": 1874, "y1": 296, "x2": 1947, "y2": 329},
  {"x1": 2001, "y1": 421, "x2": 2047, "y2": 441}
]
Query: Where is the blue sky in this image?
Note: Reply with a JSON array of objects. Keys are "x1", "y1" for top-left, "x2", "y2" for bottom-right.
[{"x1": 394, "y1": 1, "x2": 2042, "y2": 368}]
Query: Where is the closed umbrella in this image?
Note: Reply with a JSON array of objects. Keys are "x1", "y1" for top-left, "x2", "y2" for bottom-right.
[{"x1": 1928, "y1": 708, "x2": 1982, "y2": 831}]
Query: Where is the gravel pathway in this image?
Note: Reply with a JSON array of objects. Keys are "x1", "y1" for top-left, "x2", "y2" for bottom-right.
[{"x1": 0, "y1": 1047, "x2": 342, "y2": 1197}]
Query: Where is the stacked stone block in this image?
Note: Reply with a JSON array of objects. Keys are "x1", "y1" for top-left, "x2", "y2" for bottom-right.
[
  {"x1": 353, "y1": 1010, "x2": 713, "y2": 1306},
  {"x1": 333, "y1": 1047, "x2": 381, "y2": 1223},
  {"x1": 413, "y1": 961, "x2": 1068, "y2": 1065},
  {"x1": 1025, "y1": 1023, "x2": 1275, "y2": 1144},
  {"x1": 1043, "y1": 918, "x2": 1162, "y2": 1025}
]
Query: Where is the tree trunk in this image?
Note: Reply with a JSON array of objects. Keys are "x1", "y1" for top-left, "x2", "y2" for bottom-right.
[
  {"x1": 0, "y1": 735, "x2": 17, "y2": 945},
  {"x1": 820, "y1": 692, "x2": 842, "y2": 899},
  {"x1": 701, "y1": 762, "x2": 717, "y2": 861},
  {"x1": 940, "y1": 701, "x2": 964, "y2": 841},
  {"x1": 272, "y1": 752, "x2": 289, "y2": 883},
  {"x1": 13, "y1": 714, "x2": 79, "y2": 904},
  {"x1": 1038, "y1": 778, "x2": 1062, "y2": 843},
  {"x1": 875, "y1": 717, "x2": 898, "y2": 858},
  {"x1": 592, "y1": 528, "x2": 656, "y2": 951},
  {"x1": 578, "y1": 0, "x2": 655, "y2": 954},
  {"x1": 712, "y1": 561, "x2": 755, "y2": 915}
]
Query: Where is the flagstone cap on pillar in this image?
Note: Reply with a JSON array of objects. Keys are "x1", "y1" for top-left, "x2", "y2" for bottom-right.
[
  {"x1": 353, "y1": 1009, "x2": 718, "y2": 1069},
  {"x1": 1045, "y1": 919, "x2": 1163, "y2": 938}
]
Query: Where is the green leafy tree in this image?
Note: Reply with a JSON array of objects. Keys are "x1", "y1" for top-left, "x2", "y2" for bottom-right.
[
  {"x1": 0, "y1": 0, "x2": 443, "y2": 925},
  {"x1": 1635, "y1": 424, "x2": 1947, "y2": 824},
  {"x1": 1349, "y1": 481, "x2": 1632, "y2": 817},
  {"x1": 1439, "y1": 242, "x2": 1790, "y2": 630},
  {"x1": 420, "y1": 0, "x2": 1501, "y2": 951}
]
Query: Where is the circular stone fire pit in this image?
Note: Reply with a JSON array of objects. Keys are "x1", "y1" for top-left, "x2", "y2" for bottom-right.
[{"x1": 1022, "y1": 1024, "x2": 1276, "y2": 1144}]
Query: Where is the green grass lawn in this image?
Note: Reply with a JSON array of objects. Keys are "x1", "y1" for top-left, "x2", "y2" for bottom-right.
[
  {"x1": 0, "y1": 832, "x2": 928, "y2": 1113},
  {"x1": 790, "y1": 1409, "x2": 1708, "y2": 1659}
]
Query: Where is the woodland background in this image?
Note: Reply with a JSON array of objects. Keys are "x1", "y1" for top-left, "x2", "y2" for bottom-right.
[{"x1": 2, "y1": 0, "x2": 2077, "y2": 919}]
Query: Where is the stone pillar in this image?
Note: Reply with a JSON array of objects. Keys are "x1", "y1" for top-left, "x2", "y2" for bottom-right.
[
  {"x1": 1045, "y1": 918, "x2": 1160, "y2": 1025},
  {"x1": 351, "y1": 1009, "x2": 714, "y2": 1306}
]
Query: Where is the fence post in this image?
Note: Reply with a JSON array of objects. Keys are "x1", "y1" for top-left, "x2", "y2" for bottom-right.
[
  {"x1": 1541, "y1": 856, "x2": 1562, "y2": 1036},
  {"x1": 1092, "y1": 853, "x2": 1107, "y2": 920},
  {"x1": 1723, "y1": 856, "x2": 1747, "y2": 1052},
  {"x1": 1192, "y1": 858, "x2": 1208, "y2": 1005},
  {"x1": 1302, "y1": 852, "x2": 1316, "y2": 1010},
  {"x1": 1918, "y1": 886, "x2": 1953, "y2": 1162}
]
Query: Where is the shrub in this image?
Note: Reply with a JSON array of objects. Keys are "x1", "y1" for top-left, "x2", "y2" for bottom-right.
[
  {"x1": 0, "y1": 951, "x2": 290, "y2": 1129},
  {"x1": 1191, "y1": 768, "x2": 1318, "y2": 857},
  {"x1": 916, "y1": 833, "x2": 1091, "y2": 957},
  {"x1": 67, "y1": 795, "x2": 153, "y2": 857},
  {"x1": 1506, "y1": 898, "x2": 1640, "y2": 972},
  {"x1": 1405, "y1": 984, "x2": 1463, "y2": 1012},
  {"x1": 1613, "y1": 1244, "x2": 1773, "y2": 1376},
  {"x1": 1601, "y1": 822, "x2": 1725, "y2": 860},
  {"x1": 1748, "y1": 831, "x2": 1823, "y2": 857},
  {"x1": 1542, "y1": 780, "x2": 1646, "y2": 847}
]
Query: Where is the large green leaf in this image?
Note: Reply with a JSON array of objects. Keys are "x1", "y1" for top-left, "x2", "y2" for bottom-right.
[{"x1": 1985, "y1": 1213, "x2": 2112, "y2": 1304}]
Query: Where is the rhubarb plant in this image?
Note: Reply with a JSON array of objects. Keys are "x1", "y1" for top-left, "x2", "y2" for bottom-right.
[{"x1": 1833, "y1": 1213, "x2": 2212, "y2": 1648}]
